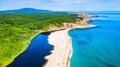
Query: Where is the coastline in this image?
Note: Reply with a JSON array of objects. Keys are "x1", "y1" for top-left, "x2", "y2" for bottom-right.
[{"x1": 44, "y1": 24, "x2": 97, "y2": 67}]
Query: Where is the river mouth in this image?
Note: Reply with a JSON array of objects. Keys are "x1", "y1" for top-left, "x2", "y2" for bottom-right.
[{"x1": 7, "y1": 33, "x2": 53, "y2": 67}]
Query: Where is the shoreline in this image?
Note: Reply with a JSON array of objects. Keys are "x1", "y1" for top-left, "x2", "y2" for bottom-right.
[
  {"x1": 67, "y1": 30, "x2": 73, "y2": 67},
  {"x1": 44, "y1": 24, "x2": 97, "y2": 67}
]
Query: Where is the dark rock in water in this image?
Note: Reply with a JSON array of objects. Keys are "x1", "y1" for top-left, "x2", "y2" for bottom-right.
[{"x1": 41, "y1": 32, "x2": 51, "y2": 35}]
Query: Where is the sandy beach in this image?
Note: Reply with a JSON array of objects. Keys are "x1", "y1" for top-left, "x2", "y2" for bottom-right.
[
  {"x1": 44, "y1": 29, "x2": 71, "y2": 67},
  {"x1": 44, "y1": 24, "x2": 96, "y2": 67}
]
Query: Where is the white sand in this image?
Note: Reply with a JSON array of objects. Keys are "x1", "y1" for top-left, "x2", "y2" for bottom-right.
[
  {"x1": 44, "y1": 24, "x2": 97, "y2": 67},
  {"x1": 44, "y1": 29, "x2": 71, "y2": 67}
]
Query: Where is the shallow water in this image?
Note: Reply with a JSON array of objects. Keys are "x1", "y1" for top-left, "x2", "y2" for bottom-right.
[
  {"x1": 8, "y1": 34, "x2": 53, "y2": 67},
  {"x1": 69, "y1": 12, "x2": 120, "y2": 67}
]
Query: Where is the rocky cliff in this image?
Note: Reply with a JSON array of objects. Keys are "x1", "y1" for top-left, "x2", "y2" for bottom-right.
[{"x1": 47, "y1": 17, "x2": 92, "y2": 32}]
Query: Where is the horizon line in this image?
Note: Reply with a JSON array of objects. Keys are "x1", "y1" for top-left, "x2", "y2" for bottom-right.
[{"x1": 0, "y1": 7, "x2": 120, "y2": 12}]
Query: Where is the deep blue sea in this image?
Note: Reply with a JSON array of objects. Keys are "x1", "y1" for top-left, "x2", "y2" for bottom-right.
[{"x1": 69, "y1": 12, "x2": 120, "y2": 67}]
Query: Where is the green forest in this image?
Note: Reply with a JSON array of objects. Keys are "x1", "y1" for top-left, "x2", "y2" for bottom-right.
[{"x1": 0, "y1": 13, "x2": 76, "y2": 67}]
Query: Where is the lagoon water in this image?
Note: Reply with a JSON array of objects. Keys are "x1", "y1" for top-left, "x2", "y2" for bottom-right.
[
  {"x1": 69, "y1": 12, "x2": 120, "y2": 67},
  {"x1": 8, "y1": 33, "x2": 53, "y2": 67}
]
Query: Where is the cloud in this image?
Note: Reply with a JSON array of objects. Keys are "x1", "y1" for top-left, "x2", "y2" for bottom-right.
[
  {"x1": 52, "y1": 0, "x2": 89, "y2": 4},
  {"x1": 0, "y1": 0, "x2": 120, "y2": 11},
  {"x1": 53, "y1": 0, "x2": 59, "y2": 2}
]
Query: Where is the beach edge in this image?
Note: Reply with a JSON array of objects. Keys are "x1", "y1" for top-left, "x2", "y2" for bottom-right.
[{"x1": 44, "y1": 24, "x2": 97, "y2": 67}]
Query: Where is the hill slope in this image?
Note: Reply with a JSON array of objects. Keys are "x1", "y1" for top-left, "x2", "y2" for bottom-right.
[{"x1": 0, "y1": 8, "x2": 53, "y2": 13}]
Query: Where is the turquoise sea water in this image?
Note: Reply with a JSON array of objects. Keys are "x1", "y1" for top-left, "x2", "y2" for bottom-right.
[{"x1": 69, "y1": 12, "x2": 120, "y2": 67}]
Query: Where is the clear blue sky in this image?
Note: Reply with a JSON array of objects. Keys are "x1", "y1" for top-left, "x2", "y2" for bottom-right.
[{"x1": 0, "y1": 0, "x2": 120, "y2": 11}]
